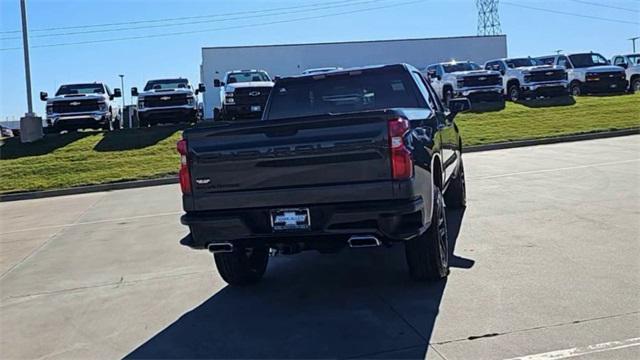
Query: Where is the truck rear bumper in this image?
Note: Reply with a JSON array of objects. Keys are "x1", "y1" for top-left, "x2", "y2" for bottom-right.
[{"x1": 181, "y1": 197, "x2": 428, "y2": 250}]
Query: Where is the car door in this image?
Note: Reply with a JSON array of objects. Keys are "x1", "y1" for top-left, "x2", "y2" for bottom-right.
[
  {"x1": 426, "y1": 65, "x2": 443, "y2": 98},
  {"x1": 410, "y1": 71, "x2": 457, "y2": 186}
]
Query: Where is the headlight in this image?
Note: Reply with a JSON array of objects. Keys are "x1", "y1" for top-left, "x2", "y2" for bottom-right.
[
  {"x1": 187, "y1": 97, "x2": 195, "y2": 106},
  {"x1": 224, "y1": 92, "x2": 235, "y2": 104},
  {"x1": 456, "y1": 78, "x2": 465, "y2": 87},
  {"x1": 586, "y1": 72, "x2": 596, "y2": 77},
  {"x1": 98, "y1": 102, "x2": 108, "y2": 111},
  {"x1": 137, "y1": 99, "x2": 144, "y2": 109},
  {"x1": 523, "y1": 72, "x2": 531, "y2": 83},
  {"x1": 46, "y1": 104, "x2": 53, "y2": 115}
]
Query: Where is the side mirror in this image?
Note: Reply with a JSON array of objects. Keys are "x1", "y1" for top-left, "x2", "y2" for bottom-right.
[
  {"x1": 213, "y1": 79, "x2": 222, "y2": 87},
  {"x1": 448, "y1": 98, "x2": 471, "y2": 115},
  {"x1": 606, "y1": 59, "x2": 611, "y2": 65},
  {"x1": 113, "y1": 88, "x2": 122, "y2": 98},
  {"x1": 131, "y1": 87, "x2": 138, "y2": 97},
  {"x1": 40, "y1": 91, "x2": 48, "y2": 101},
  {"x1": 620, "y1": 63, "x2": 628, "y2": 69},
  {"x1": 500, "y1": 69, "x2": 505, "y2": 75},
  {"x1": 198, "y1": 83, "x2": 206, "y2": 93}
]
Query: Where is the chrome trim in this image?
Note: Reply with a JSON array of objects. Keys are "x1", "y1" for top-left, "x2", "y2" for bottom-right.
[
  {"x1": 347, "y1": 235, "x2": 381, "y2": 248},
  {"x1": 208, "y1": 242, "x2": 234, "y2": 254},
  {"x1": 138, "y1": 105, "x2": 195, "y2": 112}
]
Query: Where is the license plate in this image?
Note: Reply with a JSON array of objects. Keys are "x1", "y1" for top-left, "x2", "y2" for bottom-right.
[
  {"x1": 251, "y1": 105, "x2": 261, "y2": 112},
  {"x1": 271, "y1": 208, "x2": 310, "y2": 231}
]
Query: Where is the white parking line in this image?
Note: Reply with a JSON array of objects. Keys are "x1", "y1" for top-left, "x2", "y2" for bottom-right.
[
  {"x1": 503, "y1": 337, "x2": 640, "y2": 360},
  {"x1": 0, "y1": 211, "x2": 182, "y2": 235},
  {"x1": 470, "y1": 159, "x2": 640, "y2": 180}
]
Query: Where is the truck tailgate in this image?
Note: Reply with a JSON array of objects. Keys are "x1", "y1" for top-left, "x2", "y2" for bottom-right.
[{"x1": 185, "y1": 114, "x2": 394, "y2": 210}]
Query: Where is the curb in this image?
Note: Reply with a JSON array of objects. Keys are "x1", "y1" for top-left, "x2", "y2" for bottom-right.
[{"x1": 2, "y1": 128, "x2": 638, "y2": 202}]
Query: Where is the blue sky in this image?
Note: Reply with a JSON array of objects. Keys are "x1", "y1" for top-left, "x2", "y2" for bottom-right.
[{"x1": 1, "y1": 0, "x2": 638, "y2": 120}]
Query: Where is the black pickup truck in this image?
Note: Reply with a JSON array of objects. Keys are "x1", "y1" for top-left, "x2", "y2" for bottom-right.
[{"x1": 179, "y1": 64, "x2": 470, "y2": 285}]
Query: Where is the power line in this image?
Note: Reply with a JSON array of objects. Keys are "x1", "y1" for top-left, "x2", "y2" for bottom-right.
[
  {"x1": 0, "y1": 0, "x2": 424, "y2": 52},
  {"x1": 0, "y1": 0, "x2": 386, "y2": 41},
  {"x1": 501, "y1": 1, "x2": 639, "y2": 25},
  {"x1": 568, "y1": 0, "x2": 639, "y2": 13},
  {"x1": 0, "y1": 0, "x2": 359, "y2": 34}
]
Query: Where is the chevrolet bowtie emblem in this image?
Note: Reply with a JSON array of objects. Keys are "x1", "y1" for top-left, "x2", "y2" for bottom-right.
[
  {"x1": 160, "y1": 96, "x2": 171, "y2": 100},
  {"x1": 69, "y1": 101, "x2": 81, "y2": 106}
]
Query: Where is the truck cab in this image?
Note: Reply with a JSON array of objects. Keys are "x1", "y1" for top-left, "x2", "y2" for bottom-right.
[
  {"x1": 40, "y1": 82, "x2": 121, "y2": 132},
  {"x1": 484, "y1": 57, "x2": 568, "y2": 101},
  {"x1": 611, "y1": 54, "x2": 640, "y2": 93},
  {"x1": 132, "y1": 78, "x2": 204, "y2": 127},
  {"x1": 535, "y1": 53, "x2": 627, "y2": 96},
  {"x1": 423, "y1": 61, "x2": 503, "y2": 106},
  {"x1": 213, "y1": 70, "x2": 274, "y2": 120}
]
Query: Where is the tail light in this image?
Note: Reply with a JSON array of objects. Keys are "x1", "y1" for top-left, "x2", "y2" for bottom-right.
[
  {"x1": 388, "y1": 118, "x2": 413, "y2": 180},
  {"x1": 176, "y1": 139, "x2": 192, "y2": 194}
]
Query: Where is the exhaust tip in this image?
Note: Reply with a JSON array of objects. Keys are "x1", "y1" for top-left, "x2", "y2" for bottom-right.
[
  {"x1": 348, "y1": 235, "x2": 381, "y2": 248},
  {"x1": 208, "y1": 242, "x2": 234, "y2": 254}
]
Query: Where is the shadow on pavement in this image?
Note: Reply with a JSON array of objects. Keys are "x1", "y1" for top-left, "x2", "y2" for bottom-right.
[
  {"x1": 94, "y1": 125, "x2": 186, "y2": 152},
  {"x1": 0, "y1": 132, "x2": 93, "y2": 160},
  {"x1": 126, "y1": 208, "x2": 472, "y2": 359},
  {"x1": 518, "y1": 95, "x2": 576, "y2": 108}
]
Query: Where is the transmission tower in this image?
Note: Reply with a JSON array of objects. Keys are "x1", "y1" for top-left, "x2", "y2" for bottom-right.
[{"x1": 476, "y1": 0, "x2": 501, "y2": 36}]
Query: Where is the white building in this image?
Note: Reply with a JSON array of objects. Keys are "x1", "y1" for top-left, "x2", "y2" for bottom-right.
[{"x1": 200, "y1": 35, "x2": 507, "y2": 119}]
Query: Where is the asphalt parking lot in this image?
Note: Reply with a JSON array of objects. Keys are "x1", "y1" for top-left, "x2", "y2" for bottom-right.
[{"x1": 1, "y1": 135, "x2": 639, "y2": 359}]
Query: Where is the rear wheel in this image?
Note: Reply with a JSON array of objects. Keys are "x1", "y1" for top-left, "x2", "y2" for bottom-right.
[
  {"x1": 214, "y1": 246, "x2": 269, "y2": 286},
  {"x1": 405, "y1": 186, "x2": 449, "y2": 281},
  {"x1": 445, "y1": 158, "x2": 466, "y2": 209}
]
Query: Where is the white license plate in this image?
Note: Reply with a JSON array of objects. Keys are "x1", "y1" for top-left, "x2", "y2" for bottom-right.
[
  {"x1": 271, "y1": 208, "x2": 310, "y2": 231},
  {"x1": 251, "y1": 105, "x2": 261, "y2": 112}
]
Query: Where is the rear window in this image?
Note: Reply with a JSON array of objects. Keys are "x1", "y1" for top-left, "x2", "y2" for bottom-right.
[{"x1": 265, "y1": 68, "x2": 419, "y2": 120}]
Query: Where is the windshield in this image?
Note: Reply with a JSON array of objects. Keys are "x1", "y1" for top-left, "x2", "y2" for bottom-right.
[
  {"x1": 55, "y1": 84, "x2": 104, "y2": 96},
  {"x1": 266, "y1": 68, "x2": 419, "y2": 120},
  {"x1": 227, "y1": 71, "x2": 270, "y2": 84},
  {"x1": 627, "y1": 55, "x2": 640, "y2": 65},
  {"x1": 569, "y1": 53, "x2": 608, "y2": 68},
  {"x1": 506, "y1": 58, "x2": 538, "y2": 68},
  {"x1": 442, "y1": 62, "x2": 481, "y2": 73},
  {"x1": 144, "y1": 79, "x2": 189, "y2": 91}
]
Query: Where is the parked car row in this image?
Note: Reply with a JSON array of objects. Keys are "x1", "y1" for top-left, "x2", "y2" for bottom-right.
[
  {"x1": 422, "y1": 51, "x2": 638, "y2": 107},
  {"x1": 40, "y1": 77, "x2": 206, "y2": 132}
]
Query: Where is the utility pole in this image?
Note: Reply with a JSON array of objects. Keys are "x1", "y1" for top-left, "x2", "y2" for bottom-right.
[
  {"x1": 119, "y1": 74, "x2": 130, "y2": 128},
  {"x1": 629, "y1": 37, "x2": 639, "y2": 53},
  {"x1": 19, "y1": 0, "x2": 43, "y2": 143},
  {"x1": 476, "y1": 0, "x2": 501, "y2": 36}
]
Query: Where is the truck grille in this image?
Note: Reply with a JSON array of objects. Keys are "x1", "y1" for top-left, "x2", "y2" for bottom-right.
[
  {"x1": 462, "y1": 75, "x2": 501, "y2": 87},
  {"x1": 144, "y1": 94, "x2": 188, "y2": 107},
  {"x1": 529, "y1": 70, "x2": 566, "y2": 82},
  {"x1": 233, "y1": 87, "x2": 272, "y2": 105},
  {"x1": 52, "y1": 99, "x2": 100, "y2": 113}
]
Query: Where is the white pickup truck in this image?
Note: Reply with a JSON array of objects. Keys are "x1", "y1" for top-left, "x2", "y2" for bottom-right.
[
  {"x1": 484, "y1": 58, "x2": 568, "y2": 101},
  {"x1": 611, "y1": 54, "x2": 639, "y2": 93},
  {"x1": 535, "y1": 53, "x2": 627, "y2": 96},
  {"x1": 423, "y1": 61, "x2": 503, "y2": 106},
  {"x1": 132, "y1": 78, "x2": 205, "y2": 127},
  {"x1": 40, "y1": 82, "x2": 121, "y2": 131},
  {"x1": 213, "y1": 70, "x2": 274, "y2": 120}
]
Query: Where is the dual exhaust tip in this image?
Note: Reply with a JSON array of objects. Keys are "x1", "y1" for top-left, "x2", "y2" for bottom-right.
[{"x1": 207, "y1": 235, "x2": 381, "y2": 254}]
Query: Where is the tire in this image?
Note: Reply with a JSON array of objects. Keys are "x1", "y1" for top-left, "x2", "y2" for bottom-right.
[
  {"x1": 507, "y1": 84, "x2": 521, "y2": 102},
  {"x1": 443, "y1": 88, "x2": 453, "y2": 107},
  {"x1": 570, "y1": 82, "x2": 582, "y2": 96},
  {"x1": 631, "y1": 78, "x2": 640, "y2": 94},
  {"x1": 445, "y1": 158, "x2": 466, "y2": 209},
  {"x1": 214, "y1": 246, "x2": 269, "y2": 285},
  {"x1": 405, "y1": 186, "x2": 450, "y2": 281}
]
